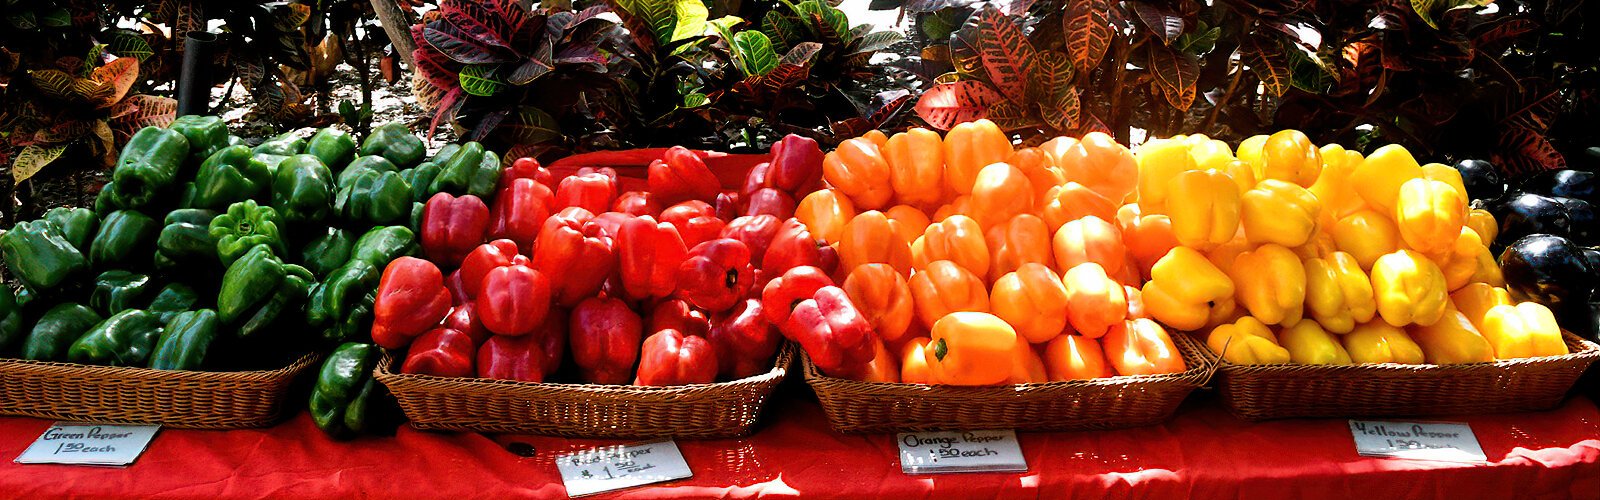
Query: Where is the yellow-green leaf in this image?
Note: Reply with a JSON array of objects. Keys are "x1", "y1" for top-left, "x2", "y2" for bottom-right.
[
  {"x1": 459, "y1": 64, "x2": 506, "y2": 96},
  {"x1": 12, "y1": 144, "x2": 67, "y2": 184}
]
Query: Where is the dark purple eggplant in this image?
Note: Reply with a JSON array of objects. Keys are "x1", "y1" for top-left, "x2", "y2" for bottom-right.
[
  {"x1": 1554, "y1": 197, "x2": 1598, "y2": 246},
  {"x1": 1494, "y1": 193, "x2": 1571, "y2": 250},
  {"x1": 1519, "y1": 169, "x2": 1597, "y2": 205},
  {"x1": 1499, "y1": 234, "x2": 1596, "y2": 317},
  {"x1": 1453, "y1": 159, "x2": 1504, "y2": 202}
]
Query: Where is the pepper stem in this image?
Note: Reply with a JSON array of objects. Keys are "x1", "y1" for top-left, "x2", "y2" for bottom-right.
[{"x1": 933, "y1": 338, "x2": 947, "y2": 361}]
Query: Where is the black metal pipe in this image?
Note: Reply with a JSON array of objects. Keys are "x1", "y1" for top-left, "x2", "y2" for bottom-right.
[{"x1": 176, "y1": 31, "x2": 218, "y2": 117}]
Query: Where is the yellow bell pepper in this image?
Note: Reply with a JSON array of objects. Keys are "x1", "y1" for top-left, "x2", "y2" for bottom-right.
[
  {"x1": 1242, "y1": 179, "x2": 1321, "y2": 247},
  {"x1": 1309, "y1": 144, "x2": 1367, "y2": 219},
  {"x1": 1051, "y1": 215, "x2": 1128, "y2": 280},
  {"x1": 1188, "y1": 137, "x2": 1236, "y2": 172},
  {"x1": 1466, "y1": 208, "x2": 1498, "y2": 244},
  {"x1": 1293, "y1": 231, "x2": 1338, "y2": 261},
  {"x1": 985, "y1": 213, "x2": 1052, "y2": 283},
  {"x1": 1279, "y1": 320, "x2": 1352, "y2": 365},
  {"x1": 1229, "y1": 243, "x2": 1306, "y2": 326},
  {"x1": 1303, "y1": 251, "x2": 1377, "y2": 333},
  {"x1": 1134, "y1": 138, "x2": 1198, "y2": 212},
  {"x1": 1422, "y1": 163, "x2": 1469, "y2": 200},
  {"x1": 1331, "y1": 209, "x2": 1402, "y2": 270},
  {"x1": 1343, "y1": 321, "x2": 1426, "y2": 364},
  {"x1": 1166, "y1": 169, "x2": 1241, "y2": 251},
  {"x1": 1142, "y1": 247, "x2": 1235, "y2": 331},
  {"x1": 1205, "y1": 238, "x2": 1252, "y2": 276},
  {"x1": 795, "y1": 188, "x2": 857, "y2": 245},
  {"x1": 1481, "y1": 303, "x2": 1569, "y2": 359},
  {"x1": 1451, "y1": 283, "x2": 1513, "y2": 332},
  {"x1": 1119, "y1": 204, "x2": 1179, "y2": 281},
  {"x1": 1236, "y1": 134, "x2": 1268, "y2": 172},
  {"x1": 1408, "y1": 310, "x2": 1495, "y2": 364},
  {"x1": 1395, "y1": 178, "x2": 1467, "y2": 256},
  {"x1": 885, "y1": 205, "x2": 930, "y2": 246},
  {"x1": 1351, "y1": 144, "x2": 1424, "y2": 217},
  {"x1": 1207, "y1": 316, "x2": 1291, "y2": 365},
  {"x1": 822, "y1": 138, "x2": 894, "y2": 209},
  {"x1": 883, "y1": 128, "x2": 947, "y2": 209},
  {"x1": 991, "y1": 263, "x2": 1071, "y2": 344},
  {"x1": 1041, "y1": 182, "x2": 1118, "y2": 232},
  {"x1": 908, "y1": 260, "x2": 990, "y2": 329},
  {"x1": 1054, "y1": 132, "x2": 1137, "y2": 203},
  {"x1": 1371, "y1": 250, "x2": 1450, "y2": 327},
  {"x1": 838, "y1": 210, "x2": 913, "y2": 274},
  {"x1": 1258, "y1": 129, "x2": 1323, "y2": 187},
  {"x1": 910, "y1": 214, "x2": 989, "y2": 278},
  {"x1": 1062, "y1": 263, "x2": 1128, "y2": 338},
  {"x1": 942, "y1": 119, "x2": 1011, "y2": 196},
  {"x1": 927, "y1": 312, "x2": 1017, "y2": 386},
  {"x1": 1218, "y1": 160, "x2": 1257, "y2": 197},
  {"x1": 969, "y1": 163, "x2": 1035, "y2": 230},
  {"x1": 1434, "y1": 227, "x2": 1500, "y2": 291}
]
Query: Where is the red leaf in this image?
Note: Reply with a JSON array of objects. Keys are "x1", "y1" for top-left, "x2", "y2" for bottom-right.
[
  {"x1": 914, "y1": 80, "x2": 1007, "y2": 130},
  {"x1": 1494, "y1": 128, "x2": 1565, "y2": 175},
  {"x1": 1062, "y1": 0, "x2": 1112, "y2": 74},
  {"x1": 1128, "y1": 0, "x2": 1184, "y2": 45},
  {"x1": 90, "y1": 57, "x2": 139, "y2": 108},
  {"x1": 1147, "y1": 43, "x2": 1197, "y2": 110},
  {"x1": 974, "y1": 5, "x2": 1038, "y2": 102}
]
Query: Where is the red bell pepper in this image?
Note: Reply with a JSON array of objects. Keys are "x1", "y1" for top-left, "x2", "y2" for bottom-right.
[
  {"x1": 767, "y1": 134, "x2": 825, "y2": 193},
  {"x1": 498, "y1": 156, "x2": 552, "y2": 192},
  {"x1": 554, "y1": 206, "x2": 596, "y2": 224},
  {"x1": 763, "y1": 218, "x2": 824, "y2": 275},
  {"x1": 555, "y1": 167, "x2": 618, "y2": 214},
  {"x1": 613, "y1": 190, "x2": 661, "y2": 217},
  {"x1": 489, "y1": 178, "x2": 552, "y2": 254},
  {"x1": 761, "y1": 265, "x2": 834, "y2": 324},
  {"x1": 722, "y1": 215, "x2": 781, "y2": 268},
  {"x1": 635, "y1": 329, "x2": 719, "y2": 386},
  {"x1": 648, "y1": 298, "x2": 710, "y2": 337},
  {"x1": 617, "y1": 215, "x2": 688, "y2": 301},
  {"x1": 744, "y1": 188, "x2": 796, "y2": 220},
  {"x1": 476, "y1": 333, "x2": 546, "y2": 382},
  {"x1": 532, "y1": 210, "x2": 615, "y2": 306},
  {"x1": 716, "y1": 192, "x2": 741, "y2": 221},
  {"x1": 458, "y1": 239, "x2": 519, "y2": 297},
  {"x1": 536, "y1": 307, "x2": 567, "y2": 377},
  {"x1": 444, "y1": 301, "x2": 490, "y2": 345},
  {"x1": 421, "y1": 192, "x2": 490, "y2": 266},
  {"x1": 585, "y1": 211, "x2": 631, "y2": 240},
  {"x1": 742, "y1": 162, "x2": 771, "y2": 203},
  {"x1": 570, "y1": 296, "x2": 643, "y2": 384},
  {"x1": 661, "y1": 201, "x2": 725, "y2": 248},
  {"x1": 677, "y1": 238, "x2": 754, "y2": 312},
  {"x1": 708, "y1": 298, "x2": 779, "y2": 379},
  {"x1": 446, "y1": 270, "x2": 471, "y2": 304},
  {"x1": 662, "y1": 200, "x2": 714, "y2": 221},
  {"x1": 401, "y1": 327, "x2": 477, "y2": 378},
  {"x1": 649, "y1": 146, "x2": 721, "y2": 205},
  {"x1": 781, "y1": 286, "x2": 877, "y2": 376},
  {"x1": 372, "y1": 257, "x2": 453, "y2": 349},
  {"x1": 475, "y1": 256, "x2": 551, "y2": 336}
]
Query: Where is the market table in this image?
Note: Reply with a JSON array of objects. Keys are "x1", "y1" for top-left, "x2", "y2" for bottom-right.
[{"x1": 1, "y1": 389, "x2": 1597, "y2": 500}]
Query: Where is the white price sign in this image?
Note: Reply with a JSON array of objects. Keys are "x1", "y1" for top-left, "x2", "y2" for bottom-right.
[
  {"x1": 15, "y1": 422, "x2": 160, "y2": 466},
  {"x1": 896, "y1": 429, "x2": 1028, "y2": 474},
  {"x1": 555, "y1": 439, "x2": 693, "y2": 497},
  {"x1": 1349, "y1": 420, "x2": 1487, "y2": 463}
]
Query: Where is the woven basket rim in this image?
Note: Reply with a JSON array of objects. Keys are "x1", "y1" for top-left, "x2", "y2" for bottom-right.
[
  {"x1": 375, "y1": 342, "x2": 794, "y2": 394},
  {"x1": 0, "y1": 352, "x2": 321, "y2": 380},
  {"x1": 1195, "y1": 331, "x2": 1600, "y2": 375}
]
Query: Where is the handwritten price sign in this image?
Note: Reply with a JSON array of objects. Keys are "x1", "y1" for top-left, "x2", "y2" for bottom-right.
[
  {"x1": 896, "y1": 429, "x2": 1028, "y2": 474},
  {"x1": 555, "y1": 439, "x2": 692, "y2": 497},
  {"x1": 15, "y1": 422, "x2": 160, "y2": 466},
  {"x1": 1349, "y1": 420, "x2": 1487, "y2": 463}
]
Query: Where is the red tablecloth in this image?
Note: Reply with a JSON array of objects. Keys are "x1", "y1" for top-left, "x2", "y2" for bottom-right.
[{"x1": 1, "y1": 391, "x2": 1598, "y2": 499}]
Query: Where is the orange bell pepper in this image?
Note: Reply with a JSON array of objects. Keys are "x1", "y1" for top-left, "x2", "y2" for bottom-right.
[
  {"x1": 899, "y1": 336, "x2": 935, "y2": 384},
  {"x1": 1007, "y1": 336, "x2": 1049, "y2": 384},
  {"x1": 1257, "y1": 129, "x2": 1322, "y2": 187},
  {"x1": 927, "y1": 311, "x2": 1017, "y2": 385},
  {"x1": 1371, "y1": 249, "x2": 1450, "y2": 327},
  {"x1": 883, "y1": 128, "x2": 946, "y2": 209},
  {"x1": 1038, "y1": 136, "x2": 1079, "y2": 167},
  {"x1": 1303, "y1": 251, "x2": 1376, "y2": 333},
  {"x1": 1395, "y1": 178, "x2": 1467, "y2": 256},
  {"x1": 1124, "y1": 285, "x2": 1148, "y2": 319},
  {"x1": 884, "y1": 205, "x2": 930, "y2": 246},
  {"x1": 844, "y1": 340, "x2": 901, "y2": 382},
  {"x1": 1466, "y1": 208, "x2": 1497, "y2": 244},
  {"x1": 1408, "y1": 310, "x2": 1495, "y2": 364},
  {"x1": 795, "y1": 189, "x2": 857, "y2": 245},
  {"x1": 1102, "y1": 318, "x2": 1187, "y2": 375},
  {"x1": 908, "y1": 260, "x2": 990, "y2": 329},
  {"x1": 1309, "y1": 143, "x2": 1367, "y2": 219},
  {"x1": 1007, "y1": 147, "x2": 1065, "y2": 206},
  {"x1": 1134, "y1": 138, "x2": 1198, "y2": 212},
  {"x1": 1052, "y1": 216, "x2": 1128, "y2": 280},
  {"x1": 842, "y1": 263, "x2": 915, "y2": 344},
  {"x1": 823, "y1": 138, "x2": 893, "y2": 210},
  {"x1": 862, "y1": 130, "x2": 889, "y2": 148},
  {"x1": 931, "y1": 195, "x2": 970, "y2": 222},
  {"x1": 1206, "y1": 316, "x2": 1291, "y2": 364},
  {"x1": 969, "y1": 163, "x2": 1035, "y2": 230},
  {"x1": 1481, "y1": 302, "x2": 1569, "y2": 359},
  {"x1": 1167, "y1": 169, "x2": 1241, "y2": 251},
  {"x1": 1331, "y1": 209, "x2": 1401, "y2": 270},
  {"x1": 1054, "y1": 132, "x2": 1137, "y2": 202},
  {"x1": 1451, "y1": 283, "x2": 1513, "y2": 332},
  {"x1": 1230, "y1": 243, "x2": 1306, "y2": 326},
  {"x1": 1343, "y1": 321, "x2": 1426, "y2": 364},
  {"x1": 991, "y1": 263, "x2": 1071, "y2": 344},
  {"x1": 986, "y1": 213, "x2": 1053, "y2": 283},
  {"x1": 942, "y1": 119, "x2": 1011, "y2": 196},
  {"x1": 1044, "y1": 334, "x2": 1112, "y2": 380},
  {"x1": 911, "y1": 214, "x2": 989, "y2": 278},
  {"x1": 1242, "y1": 179, "x2": 1321, "y2": 247},
  {"x1": 838, "y1": 210, "x2": 913, "y2": 274},
  {"x1": 1351, "y1": 144, "x2": 1424, "y2": 217},
  {"x1": 1118, "y1": 204, "x2": 1179, "y2": 280},
  {"x1": 1142, "y1": 247, "x2": 1235, "y2": 331},
  {"x1": 1062, "y1": 263, "x2": 1128, "y2": 338},
  {"x1": 1042, "y1": 182, "x2": 1118, "y2": 232}
]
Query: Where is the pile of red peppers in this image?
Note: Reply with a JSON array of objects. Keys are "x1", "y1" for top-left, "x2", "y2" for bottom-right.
[{"x1": 371, "y1": 136, "x2": 882, "y2": 385}]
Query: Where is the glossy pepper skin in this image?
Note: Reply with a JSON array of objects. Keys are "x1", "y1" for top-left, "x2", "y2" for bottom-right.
[
  {"x1": 43, "y1": 207, "x2": 97, "y2": 253},
  {"x1": 614, "y1": 190, "x2": 661, "y2": 217},
  {"x1": 90, "y1": 270, "x2": 154, "y2": 316},
  {"x1": 1408, "y1": 311, "x2": 1495, "y2": 364},
  {"x1": 926, "y1": 312, "x2": 1016, "y2": 385},
  {"x1": 1303, "y1": 252, "x2": 1377, "y2": 333},
  {"x1": 707, "y1": 298, "x2": 780, "y2": 379},
  {"x1": 90, "y1": 210, "x2": 159, "y2": 270},
  {"x1": 306, "y1": 127, "x2": 357, "y2": 169},
  {"x1": 782, "y1": 286, "x2": 877, "y2": 376},
  {"x1": 649, "y1": 147, "x2": 721, "y2": 205},
  {"x1": 1343, "y1": 321, "x2": 1425, "y2": 364},
  {"x1": 400, "y1": 162, "x2": 443, "y2": 203},
  {"x1": 68, "y1": 309, "x2": 165, "y2": 366},
  {"x1": 1207, "y1": 316, "x2": 1291, "y2": 365},
  {"x1": 370, "y1": 257, "x2": 452, "y2": 349},
  {"x1": 722, "y1": 215, "x2": 781, "y2": 268},
  {"x1": 1395, "y1": 178, "x2": 1467, "y2": 256},
  {"x1": 764, "y1": 218, "x2": 825, "y2": 276},
  {"x1": 1241, "y1": 179, "x2": 1321, "y2": 247},
  {"x1": 1051, "y1": 216, "x2": 1127, "y2": 280},
  {"x1": 309, "y1": 342, "x2": 378, "y2": 438},
  {"x1": 477, "y1": 333, "x2": 547, "y2": 382},
  {"x1": 969, "y1": 163, "x2": 1035, "y2": 230},
  {"x1": 272, "y1": 154, "x2": 335, "y2": 224},
  {"x1": 883, "y1": 128, "x2": 945, "y2": 208},
  {"x1": 149, "y1": 309, "x2": 219, "y2": 370},
  {"x1": 909, "y1": 260, "x2": 990, "y2": 329},
  {"x1": 1103, "y1": 318, "x2": 1188, "y2": 375},
  {"x1": 1062, "y1": 263, "x2": 1128, "y2": 338},
  {"x1": 676, "y1": 238, "x2": 754, "y2": 312},
  {"x1": 209, "y1": 200, "x2": 287, "y2": 266},
  {"x1": 1230, "y1": 244, "x2": 1307, "y2": 326},
  {"x1": 635, "y1": 329, "x2": 719, "y2": 386},
  {"x1": 489, "y1": 178, "x2": 553, "y2": 254},
  {"x1": 841, "y1": 263, "x2": 915, "y2": 344},
  {"x1": 911, "y1": 214, "x2": 987, "y2": 277},
  {"x1": 1044, "y1": 334, "x2": 1111, "y2": 380},
  {"x1": 420, "y1": 192, "x2": 490, "y2": 265},
  {"x1": 527, "y1": 214, "x2": 612, "y2": 307},
  {"x1": 661, "y1": 201, "x2": 726, "y2": 248},
  {"x1": 1052, "y1": 132, "x2": 1136, "y2": 202},
  {"x1": 169, "y1": 115, "x2": 227, "y2": 162},
  {"x1": 1041, "y1": 182, "x2": 1117, "y2": 233},
  {"x1": 335, "y1": 168, "x2": 413, "y2": 225},
  {"x1": 307, "y1": 260, "x2": 380, "y2": 342},
  {"x1": 1481, "y1": 303, "x2": 1568, "y2": 359},
  {"x1": 557, "y1": 167, "x2": 621, "y2": 214},
  {"x1": 22, "y1": 304, "x2": 103, "y2": 361},
  {"x1": 823, "y1": 138, "x2": 893, "y2": 210},
  {"x1": 618, "y1": 216, "x2": 689, "y2": 301},
  {"x1": 943, "y1": 119, "x2": 1011, "y2": 196},
  {"x1": 1118, "y1": 205, "x2": 1179, "y2": 279},
  {"x1": 253, "y1": 131, "x2": 305, "y2": 156},
  {"x1": 570, "y1": 297, "x2": 644, "y2": 384},
  {"x1": 985, "y1": 214, "x2": 1052, "y2": 283},
  {"x1": 991, "y1": 263, "x2": 1070, "y2": 344},
  {"x1": 1257, "y1": 129, "x2": 1323, "y2": 187},
  {"x1": 1371, "y1": 250, "x2": 1450, "y2": 327},
  {"x1": 430, "y1": 142, "x2": 502, "y2": 198},
  {"x1": 767, "y1": 134, "x2": 826, "y2": 193},
  {"x1": 401, "y1": 327, "x2": 477, "y2": 377},
  {"x1": 795, "y1": 189, "x2": 857, "y2": 245},
  {"x1": 219, "y1": 245, "x2": 314, "y2": 336},
  {"x1": 1141, "y1": 247, "x2": 1235, "y2": 331},
  {"x1": 302, "y1": 228, "x2": 354, "y2": 278},
  {"x1": 359, "y1": 122, "x2": 426, "y2": 168},
  {"x1": 151, "y1": 209, "x2": 219, "y2": 271},
  {"x1": 1279, "y1": 320, "x2": 1352, "y2": 365},
  {"x1": 761, "y1": 266, "x2": 834, "y2": 325},
  {"x1": 147, "y1": 283, "x2": 199, "y2": 323},
  {"x1": 189, "y1": 145, "x2": 272, "y2": 210},
  {"x1": 1352, "y1": 144, "x2": 1425, "y2": 217},
  {"x1": 107, "y1": 127, "x2": 189, "y2": 209},
  {"x1": 1453, "y1": 283, "x2": 1513, "y2": 332},
  {"x1": 1, "y1": 219, "x2": 88, "y2": 292},
  {"x1": 837, "y1": 211, "x2": 912, "y2": 275},
  {"x1": 1167, "y1": 169, "x2": 1241, "y2": 251},
  {"x1": 475, "y1": 257, "x2": 551, "y2": 337},
  {"x1": 1133, "y1": 138, "x2": 1198, "y2": 212}
]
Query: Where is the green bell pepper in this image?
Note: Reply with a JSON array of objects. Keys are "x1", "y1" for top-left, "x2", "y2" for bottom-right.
[
  {"x1": 399, "y1": 162, "x2": 443, "y2": 203},
  {"x1": 430, "y1": 143, "x2": 460, "y2": 164},
  {"x1": 22, "y1": 303, "x2": 102, "y2": 361},
  {"x1": 307, "y1": 260, "x2": 379, "y2": 342},
  {"x1": 147, "y1": 282, "x2": 201, "y2": 323},
  {"x1": 210, "y1": 200, "x2": 287, "y2": 265},
  {"x1": 219, "y1": 244, "x2": 314, "y2": 339},
  {"x1": 302, "y1": 228, "x2": 355, "y2": 278},
  {"x1": 429, "y1": 142, "x2": 501, "y2": 198},
  {"x1": 271, "y1": 154, "x2": 335, "y2": 224},
  {"x1": 43, "y1": 207, "x2": 97, "y2": 253},
  {"x1": 91, "y1": 270, "x2": 155, "y2": 316},
  {"x1": 255, "y1": 154, "x2": 290, "y2": 177},
  {"x1": 154, "y1": 209, "x2": 220, "y2": 271},
  {"x1": 240, "y1": 266, "x2": 312, "y2": 339},
  {"x1": 95, "y1": 186, "x2": 119, "y2": 214},
  {"x1": 68, "y1": 309, "x2": 165, "y2": 366},
  {"x1": 190, "y1": 145, "x2": 273, "y2": 210},
  {"x1": 307, "y1": 127, "x2": 357, "y2": 170},
  {"x1": 360, "y1": 123, "x2": 426, "y2": 168},
  {"x1": 149, "y1": 309, "x2": 218, "y2": 370},
  {"x1": 168, "y1": 115, "x2": 228, "y2": 163},
  {"x1": 0, "y1": 287, "x2": 22, "y2": 352},
  {"x1": 337, "y1": 156, "x2": 399, "y2": 188},
  {"x1": 226, "y1": 135, "x2": 245, "y2": 148},
  {"x1": 308, "y1": 342, "x2": 378, "y2": 438},
  {"x1": 409, "y1": 202, "x2": 425, "y2": 233},
  {"x1": 0, "y1": 219, "x2": 88, "y2": 292},
  {"x1": 107, "y1": 127, "x2": 189, "y2": 209},
  {"x1": 90, "y1": 210, "x2": 159, "y2": 270},
  {"x1": 253, "y1": 131, "x2": 306, "y2": 156},
  {"x1": 350, "y1": 225, "x2": 417, "y2": 267},
  {"x1": 334, "y1": 169, "x2": 412, "y2": 225}
]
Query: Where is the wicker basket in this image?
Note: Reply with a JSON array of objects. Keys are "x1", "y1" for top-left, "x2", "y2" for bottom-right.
[
  {"x1": 0, "y1": 353, "x2": 321, "y2": 429},
  {"x1": 375, "y1": 344, "x2": 794, "y2": 439},
  {"x1": 803, "y1": 334, "x2": 1214, "y2": 434},
  {"x1": 1202, "y1": 332, "x2": 1600, "y2": 421}
]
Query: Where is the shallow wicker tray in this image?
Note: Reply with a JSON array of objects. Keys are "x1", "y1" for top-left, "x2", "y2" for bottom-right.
[
  {"x1": 375, "y1": 343, "x2": 794, "y2": 439},
  {"x1": 0, "y1": 353, "x2": 321, "y2": 429},
  {"x1": 1202, "y1": 331, "x2": 1600, "y2": 421},
  {"x1": 803, "y1": 335, "x2": 1214, "y2": 434}
]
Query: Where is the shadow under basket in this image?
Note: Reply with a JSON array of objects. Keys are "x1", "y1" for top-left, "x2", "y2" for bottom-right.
[
  {"x1": 803, "y1": 335, "x2": 1214, "y2": 434},
  {"x1": 0, "y1": 353, "x2": 322, "y2": 429},
  {"x1": 1203, "y1": 332, "x2": 1600, "y2": 421},
  {"x1": 375, "y1": 344, "x2": 794, "y2": 439}
]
